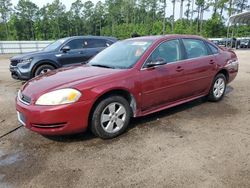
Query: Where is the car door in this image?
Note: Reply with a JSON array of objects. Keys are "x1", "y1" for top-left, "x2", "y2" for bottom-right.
[
  {"x1": 179, "y1": 38, "x2": 217, "y2": 98},
  {"x1": 140, "y1": 39, "x2": 189, "y2": 111}
]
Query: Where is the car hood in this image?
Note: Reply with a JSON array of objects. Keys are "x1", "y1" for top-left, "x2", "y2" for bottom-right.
[
  {"x1": 10, "y1": 50, "x2": 51, "y2": 60},
  {"x1": 21, "y1": 65, "x2": 123, "y2": 100}
]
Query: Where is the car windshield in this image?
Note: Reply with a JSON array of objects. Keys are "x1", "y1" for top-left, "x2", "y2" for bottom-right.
[
  {"x1": 43, "y1": 39, "x2": 67, "y2": 51},
  {"x1": 241, "y1": 39, "x2": 249, "y2": 43},
  {"x1": 88, "y1": 40, "x2": 152, "y2": 69}
]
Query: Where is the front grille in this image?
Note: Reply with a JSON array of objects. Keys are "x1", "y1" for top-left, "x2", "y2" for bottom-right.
[
  {"x1": 18, "y1": 90, "x2": 31, "y2": 105},
  {"x1": 31, "y1": 123, "x2": 66, "y2": 129},
  {"x1": 11, "y1": 60, "x2": 19, "y2": 66}
]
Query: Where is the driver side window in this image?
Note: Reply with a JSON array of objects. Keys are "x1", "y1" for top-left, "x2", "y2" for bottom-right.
[
  {"x1": 65, "y1": 39, "x2": 84, "y2": 50},
  {"x1": 146, "y1": 39, "x2": 182, "y2": 66}
]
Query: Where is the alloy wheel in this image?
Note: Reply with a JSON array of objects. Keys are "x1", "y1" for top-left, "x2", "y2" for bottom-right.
[
  {"x1": 39, "y1": 68, "x2": 52, "y2": 75},
  {"x1": 100, "y1": 102, "x2": 127, "y2": 133},
  {"x1": 213, "y1": 78, "x2": 225, "y2": 98}
]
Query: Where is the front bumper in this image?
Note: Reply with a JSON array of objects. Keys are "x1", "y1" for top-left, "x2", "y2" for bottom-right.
[
  {"x1": 16, "y1": 98, "x2": 93, "y2": 135},
  {"x1": 9, "y1": 65, "x2": 30, "y2": 80}
]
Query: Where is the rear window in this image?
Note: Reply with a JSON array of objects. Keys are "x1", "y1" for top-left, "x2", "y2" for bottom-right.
[
  {"x1": 182, "y1": 39, "x2": 208, "y2": 59},
  {"x1": 207, "y1": 43, "x2": 219, "y2": 54}
]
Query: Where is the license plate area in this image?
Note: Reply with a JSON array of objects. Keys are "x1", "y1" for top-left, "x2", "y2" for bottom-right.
[{"x1": 17, "y1": 111, "x2": 26, "y2": 126}]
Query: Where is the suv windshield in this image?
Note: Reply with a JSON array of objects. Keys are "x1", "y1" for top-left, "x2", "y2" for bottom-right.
[
  {"x1": 241, "y1": 39, "x2": 249, "y2": 43},
  {"x1": 43, "y1": 39, "x2": 67, "y2": 51},
  {"x1": 88, "y1": 40, "x2": 152, "y2": 69}
]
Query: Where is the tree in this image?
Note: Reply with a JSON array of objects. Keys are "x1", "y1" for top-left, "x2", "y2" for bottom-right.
[
  {"x1": 218, "y1": 0, "x2": 229, "y2": 20},
  {"x1": 212, "y1": 0, "x2": 219, "y2": 16},
  {"x1": 36, "y1": 5, "x2": 50, "y2": 39},
  {"x1": 15, "y1": 0, "x2": 39, "y2": 40},
  {"x1": 69, "y1": 0, "x2": 83, "y2": 35},
  {"x1": 171, "y1": 0, "x2": 176, "y2": 32},
  {"x1": 179, "y1": 0, "x2": 185, "y2": 19},
  {"x1": 203, "y1": 14, "x2": 226, "y2": 37},
  {"x1": 0, "y1": 0, "x2": 244, "y2": 40},
  {"x1": 82, "y1": 1, "x2": 94, "y2": 34},
  {"x1": 94, "y1": 1, "x2": 105, "y2": 35},
  {"x1": 185, "y1": 0, "x2": 191, "y2": 20},
  {"x1": 47, "y1": 0, "x2": 66, "y2": 38},
  {"x1": 195, "y1": 0, "x2": 209, "y2": 33},
  {"x1": 0, "y1": 0, "x2": 12, "y2": 39},
  {"x1": 162, "y1": 0, "x2": 167, "y2": 34},
  {"x1": 228, "y1": 0, "x2": 234, "y2": 17},
  {"x1": 190, "y1": 0, "x2": 195, "y2": 21},
  {"x1": 234, "y1": 0, "x2": 249, "y2": 13}
]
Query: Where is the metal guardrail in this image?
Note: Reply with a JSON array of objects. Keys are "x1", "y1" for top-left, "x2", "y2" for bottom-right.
[{"x1": 0, "y1": 41, "x2": 53, "y2": 54}]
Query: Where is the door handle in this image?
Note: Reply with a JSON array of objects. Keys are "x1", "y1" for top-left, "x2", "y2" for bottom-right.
[
  {"x1": 176, "y1": 66, "x2": 184, "y2": 72},
  {"x1": 209, "y1": 59, "x2": 215, "y2": 64}
]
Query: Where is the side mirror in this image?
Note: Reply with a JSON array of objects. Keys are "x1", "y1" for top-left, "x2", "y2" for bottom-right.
[
  {"x1": 61, "y1": 45, "x2": 71, "y2": 53},
  {"x1": 146, "y1": 59, "x2": 166, "y2": 68}
]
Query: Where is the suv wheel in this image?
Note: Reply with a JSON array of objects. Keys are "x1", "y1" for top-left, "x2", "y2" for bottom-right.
[
  {"x1": 34, "y1": 64, "x2": 55, "y2": 77},
  {"x1": 91, "y1": 96, "x2": 132, "y2": 139},
  {"x1": 208, "y1": 73, "x2": 227, "y2": 102}
]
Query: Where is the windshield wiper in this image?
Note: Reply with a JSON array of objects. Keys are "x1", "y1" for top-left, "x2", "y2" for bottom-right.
[{"x1": 91, "y1": 64, "x2": 115, "y2": 69}]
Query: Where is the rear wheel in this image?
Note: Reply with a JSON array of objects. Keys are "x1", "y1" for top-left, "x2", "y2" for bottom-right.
[
  {"x1": 34, "y1": 64, "x2": 55, "y2": 77},
  {"x1": 208, "y1": 73, "x2": 227, "y2": 102},
  {"x1": 90, "y1": 96, "x2": 131, "y2": 139}
]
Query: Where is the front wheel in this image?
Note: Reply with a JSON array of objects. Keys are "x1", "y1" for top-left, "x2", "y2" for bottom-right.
[
  {"x1": 34, "y1": 64, "x2": 55, "y2": 77},
  {"x1": 90, "y1": 96, "x2": 132, "y2": 139},
  {"x1": 208, "y1": 73, "x2": 227, "y2": 102}
]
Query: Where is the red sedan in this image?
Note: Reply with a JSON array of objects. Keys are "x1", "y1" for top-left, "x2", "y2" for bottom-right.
[{"x1": 16, "y1": 35, "x2": 239, "y2": 139}]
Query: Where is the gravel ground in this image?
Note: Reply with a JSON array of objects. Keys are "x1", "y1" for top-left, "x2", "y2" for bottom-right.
[{"x1": 0, "y1": 50, "x2": 250, "y2": 188}]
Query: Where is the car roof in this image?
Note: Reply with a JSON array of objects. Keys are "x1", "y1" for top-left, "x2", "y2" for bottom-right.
[
  {"x1": 62, "y1": 36, "x2": 117, "y2": 42},
  {"x1": 126, "y1": 34, "x2": 206, "y2": 42}
]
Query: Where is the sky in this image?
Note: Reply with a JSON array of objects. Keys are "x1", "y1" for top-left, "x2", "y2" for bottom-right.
[{"x1": 11, "y1": 0, "x2": 228, "y2": 20}]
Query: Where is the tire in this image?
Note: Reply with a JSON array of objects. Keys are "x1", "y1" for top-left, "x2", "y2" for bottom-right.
[
  {"x1": 208, "y1": 73, "x2": 227, "y2": 102},
  {"x1": 90, "y1": 96, "x2": 132, "y2": 139},
  {"x1": 34, "y1": 64, "x2": 55, "y2": 77}
]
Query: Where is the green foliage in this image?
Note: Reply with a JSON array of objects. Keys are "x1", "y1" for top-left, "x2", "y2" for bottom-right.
[
  {"x1": 202, "y1": 14, "x2": 227, "y2": 37},
  {"x1": 14, "y1": 0, "x2": 39, "y2": 40},
  {"x1": 235, "y1": 25, "x2": 250, "y2": 37},
  {"x1": 0, "y1": 0, "x2": 12, "y2": 39},
  {"x1": 0, "y1": 0, "x2": 249, "y2": 40}
]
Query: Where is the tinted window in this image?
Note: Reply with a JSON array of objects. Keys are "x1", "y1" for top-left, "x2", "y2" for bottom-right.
[
  {"x1": 65, "y1": 39, "x2": 83, "y2": 50},
  {"x1": 83, "y1": 39, "x2": 111, "y2": 48},
  {"x1": 208, "y1": 43, "x2": 219, "y2": 54},
  {"x1": 146, "y1": 39, "x2": 182, "y2": 65},
  {"x1": 183, "y1": 39, "x2": 208, "y2": 59}
]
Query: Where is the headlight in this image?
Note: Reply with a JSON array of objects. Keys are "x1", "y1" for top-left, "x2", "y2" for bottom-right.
[
  {"x1": 20, "y1": 57, "x2": 33, "y2": 64},
  {"x1": 19, "y1": 58, "x2": 33, "y2": 65},
  {"x1": 36, "y1": 88, "x2": 81, "y2": 105}
]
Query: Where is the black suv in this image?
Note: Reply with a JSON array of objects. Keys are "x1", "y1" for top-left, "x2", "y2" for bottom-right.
[{"x1": 10, "y1": 36, "x2": 117, "y2": 80}]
